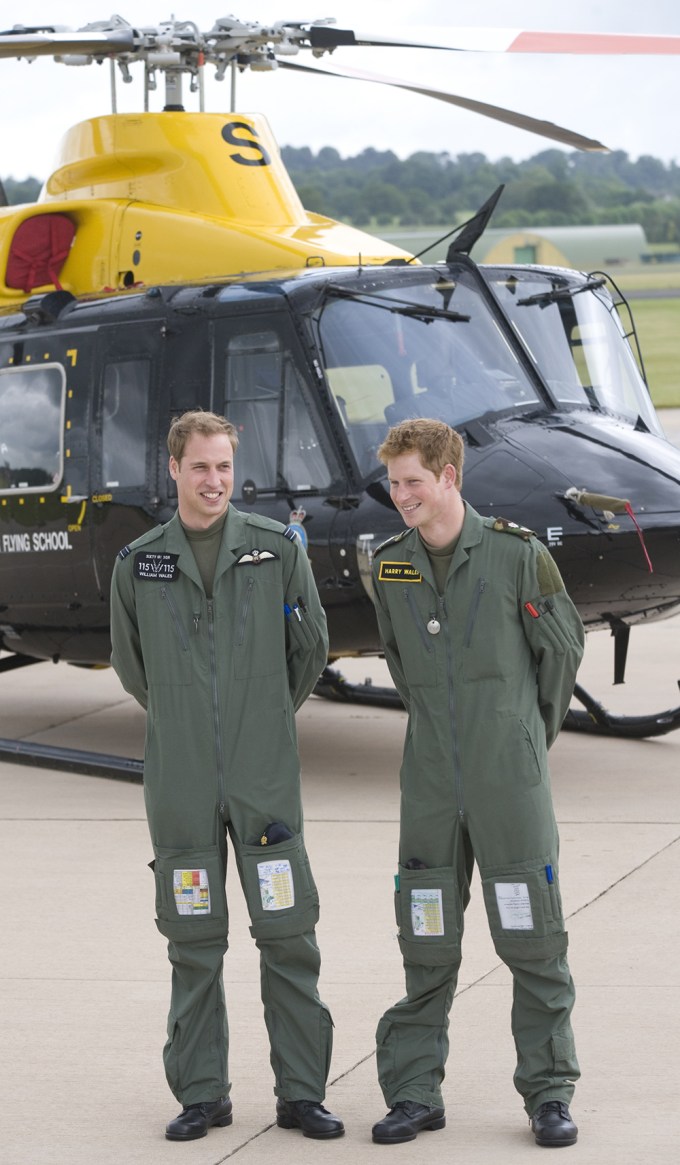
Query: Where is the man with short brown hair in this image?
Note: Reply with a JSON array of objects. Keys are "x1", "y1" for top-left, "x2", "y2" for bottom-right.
[
  {"x1": 110, "y1": 409, "x2": 343, "y2": 1143},
  {"x1": 370, "y1": 418, "x2": 583, "y2": 1149}
]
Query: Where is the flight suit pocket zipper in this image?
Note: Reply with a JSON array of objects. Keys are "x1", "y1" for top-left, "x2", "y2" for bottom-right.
[
  {"x1": 464, "y1": 577, "x2": 487, "y2": 647},
  {"x1": 404, "y1": 587, "x2": 432, "y2": 653},
  {"x1": 237, "y1": 576, "x2": 255, "y2": 645},
  {"x1": 161, "y1": 586, "x2": 189, "y2": 651}
]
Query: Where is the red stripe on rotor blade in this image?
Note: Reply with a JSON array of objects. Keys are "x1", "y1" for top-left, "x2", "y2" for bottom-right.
[{"x1": 508, "y1": 31, "x2": 680, "y2": 55}]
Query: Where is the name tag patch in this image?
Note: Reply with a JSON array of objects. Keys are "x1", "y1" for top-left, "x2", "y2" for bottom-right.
[
  {"x1": 134, "y1": 551, "x2": 180, "y2": 581},
  {"x1": 379, "y1": 561, "x2": 423, "y2": 583}
]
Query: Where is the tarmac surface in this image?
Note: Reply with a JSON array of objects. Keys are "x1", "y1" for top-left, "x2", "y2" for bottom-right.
[{"x1": 2, "y1": 412, "x2": 680, "y2": 1165}]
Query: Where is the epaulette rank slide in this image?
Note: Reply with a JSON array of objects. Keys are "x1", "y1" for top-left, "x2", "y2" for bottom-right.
[
  {"x1": 492, "y1": 518, "x2": 535, "y2": 541},
  {"x1": 375, "y1": 529, "x2": 410, "y2": 555}
]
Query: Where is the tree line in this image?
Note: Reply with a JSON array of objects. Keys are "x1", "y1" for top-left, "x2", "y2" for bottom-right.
[
  {"x1": 6, "y1": 147, "x2": 680, "y2": 243},
  {"x1": 281, "y1": 146, "x2": 680, "y2": 244}
]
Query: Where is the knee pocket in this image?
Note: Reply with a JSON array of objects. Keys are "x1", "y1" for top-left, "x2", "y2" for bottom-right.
[
  {"x1": 151, "y1": 844, "x2": 227, "y2": 942},
  {"x1": 395, "y1": 863, "x2": 462, "y2": 967},
  {"x1": 236, "y1": 831, "x2": 320, "y2": 940},
  {"x1": 551, "y1": 1029, "x2": 578, "y2": 1075},
  {"x1": 480, "y1": 855, "x2": 567, "y2": 961}
]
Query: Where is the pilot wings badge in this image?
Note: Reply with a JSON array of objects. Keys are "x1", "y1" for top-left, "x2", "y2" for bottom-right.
[{"x1": 236, "y1": 548, "x2": 279, "y2": 566}]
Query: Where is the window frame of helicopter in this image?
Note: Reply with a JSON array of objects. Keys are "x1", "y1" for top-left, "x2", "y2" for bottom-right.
[
  {"x1": 221, "y1": 323, "x2": 342, "y2": 501},
  {"x1": 484, "y1": 268, "x2": 663, "y2": 437},
  {"x1": 100, "y1": 357, "x2": 151, "y2": 492},
  {"x1": 0, "y1": 362, "x2": 66, "y2": 494}
]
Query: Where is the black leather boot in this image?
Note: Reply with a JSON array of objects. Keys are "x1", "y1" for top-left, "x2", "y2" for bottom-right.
[
  {"x1": 530, "y1": 1100, "x2": 578, "y2": 1147},
  {"x1": 165, "y1": 1096, "x2": 233, "y2": 1141},
  {"x1": 276, "y1": 1098, "x2": 345, "y2": 1138},
  {"x1": 372, "y1": 1101, "x2": 446, "y2": 1144}
]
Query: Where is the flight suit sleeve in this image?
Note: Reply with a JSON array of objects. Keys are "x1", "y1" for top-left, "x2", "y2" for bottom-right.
[
  {"x1": 371, "y1": 563, "x2": 410, "y2": 713},
  {"x1": 110, "y1": 556, "x2": 148, "y2": 710},
  {"x1": 282, "y1": 539, "x2": 329, "y2": 710},
  {"x1": 520, "y1": 542, "x2": 584, "y2": 748}
]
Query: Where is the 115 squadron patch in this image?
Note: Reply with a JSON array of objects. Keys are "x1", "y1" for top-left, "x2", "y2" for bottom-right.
[{"x1": 134, "y1": 552, "x2": 180, "y2": 581}]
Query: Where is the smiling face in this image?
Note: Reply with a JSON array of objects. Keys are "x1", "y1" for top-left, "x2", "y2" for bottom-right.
[
  {"x1": 386, "y1": 449, "x2": 464, "y2": 546},
  {"x1": 169, "y1": 431, "x2": 235, "y2": 530}
]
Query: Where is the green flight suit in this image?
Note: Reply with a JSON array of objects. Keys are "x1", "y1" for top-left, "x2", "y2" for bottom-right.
[
  {"x1": 371, "y1": 504, "x2": 584, "y2": 1116},
  {"x1": 110, "y1": 506, "x2": 331, "y2": 1106}
]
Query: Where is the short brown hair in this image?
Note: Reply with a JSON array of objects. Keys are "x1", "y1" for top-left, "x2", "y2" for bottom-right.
[
  {"x1": 167, "y1": 410, "x2": 239, "y2": 462},
  {"x1": 377, "y1": 418, "x2": 465, "y2": 488}
]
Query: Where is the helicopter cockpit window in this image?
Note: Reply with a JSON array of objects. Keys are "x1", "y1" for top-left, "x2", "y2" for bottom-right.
[
  {"x1": 0, "y1": 364, "x2": 65, "y2": 493},
  {"x1": 314, "y1": 270, "x2": 541, "y2": 477},
  {"x1": 101, "y1": 360, "x2": 150, "y2": 489},
  {"x1": 224, "y1": 330, "x2": 333, "y2": 496},
  {"x1": 487, "y1": 270, "x2": 662, "y2": 435}
]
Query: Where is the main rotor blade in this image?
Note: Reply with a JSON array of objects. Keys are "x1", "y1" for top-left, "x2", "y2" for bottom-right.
[
  {"x1": 0, "y1": 29, "x2": 135, "y2": 59},
  {"x1": 308, "y1": 25, "x2": 680, "y2": 55},
  {"x1": 279, "y1": 60, "x2": 608, "y2": 152}
]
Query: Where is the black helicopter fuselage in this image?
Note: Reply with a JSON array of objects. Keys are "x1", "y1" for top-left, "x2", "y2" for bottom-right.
[{"x1": 1, "y1": 256, "x2": 679, "y2": 668}]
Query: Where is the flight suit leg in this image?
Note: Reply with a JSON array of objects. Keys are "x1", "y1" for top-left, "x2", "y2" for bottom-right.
[
  {"x1": 508, "y1": 947, "x2": 579, "y2": 1114},
  {"x1": 230, "y1": 824, "x2": 333, "y2": 1100},
  {"x1": 376, "y1": 963, "x2": 457, "y2": 1108},
  {"x1": 164, "y1": 935, "x2": 229, "y2": 1105},
  {"x1": 150, "y1": 824, "x2": 231, "y2": 1105},
  {"x1": 472, "y1": 793, "x2": 580, "y2": 1116},
  {"x1": 258, "y1": 931, "x2": 333, "y2": 1100},
  {"x1": 376, "y1": 830, "x2": 472, "y2": 1107}
]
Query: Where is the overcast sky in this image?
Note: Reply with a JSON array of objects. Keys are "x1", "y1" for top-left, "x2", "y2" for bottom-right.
[{"x1": 2, "y1": 0, "x2": 680, "y2": 180}]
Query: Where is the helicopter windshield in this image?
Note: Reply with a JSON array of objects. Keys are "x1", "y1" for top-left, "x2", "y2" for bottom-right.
[
  {"x1": 314, "y1": 268, "x2": 542, "y2": 477},
  {"x1": 485, "y1": 268, "x2": 662, "y2": 436}
]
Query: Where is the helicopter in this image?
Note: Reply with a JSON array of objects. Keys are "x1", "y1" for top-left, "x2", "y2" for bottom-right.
[{"x1": 1, "y1": 13, "x2": 680, "y2": 778}]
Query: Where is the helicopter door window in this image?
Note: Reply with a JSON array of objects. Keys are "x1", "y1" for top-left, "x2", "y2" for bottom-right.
[
  {"x1": 281, "y1": 362, "x2": 332, "y2": 492},
  {"x1": 101, "y1": 359, "x2": 150, "y2": 489},
  {"x1": 225, "y1": 332, "x2": 280, "y2": 494},
  {"x1": 0, "y1": 364, "x2": 65, "y2": 492},
  {"x1": 224, "y1": 330, "x2": 333, "y2": 496}
]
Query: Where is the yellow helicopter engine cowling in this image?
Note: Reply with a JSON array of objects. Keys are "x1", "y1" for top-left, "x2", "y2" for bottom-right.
[{"x1": 0, "y1": 111, "x2": 413, "y2": 307}]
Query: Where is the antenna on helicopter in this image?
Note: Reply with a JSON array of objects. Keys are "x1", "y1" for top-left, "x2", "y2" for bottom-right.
[{"x1": 446, "y1": 185, "x2": 506, "y2": 261}]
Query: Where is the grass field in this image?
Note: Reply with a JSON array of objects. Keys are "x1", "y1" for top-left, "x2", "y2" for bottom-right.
[
  {"x1": 625, "y1": 296, "x2": 680, "y2": 408},
  {"x1": 614, "y1": 266, "x2": 680, "y2": 408}
]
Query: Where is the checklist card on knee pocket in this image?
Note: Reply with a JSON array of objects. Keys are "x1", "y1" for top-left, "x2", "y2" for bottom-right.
[
  {"x1": 394, "y1": 863, "x2": 462, "y2": 966},
  {"x1": 240, "y1": 828, "x2": 320, "y2": 940}
]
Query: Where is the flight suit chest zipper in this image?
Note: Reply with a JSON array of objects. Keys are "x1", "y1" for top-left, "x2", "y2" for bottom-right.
[
  {"x1": 207, "y1": 599, "x2": 226, "y2": 816},
  {"x1": 403, "y1": 586, "x2": 433, "y2": 652},
  {"x1": 238, "y1": 577, "x2": 254, "y2": 645},
  {"x1": 160, "y1": 586, "x2": 189, "y2": 651},
  {"x1": 463, "y1": 577, "x2": 487, "y2": 648},
  {"x1": 441, "y1": 595, "x2": 465, "y2": 823}
]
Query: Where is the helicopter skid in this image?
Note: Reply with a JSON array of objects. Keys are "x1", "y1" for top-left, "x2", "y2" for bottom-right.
[
  {"x1": 314, "y1": 667, "x2": 680, "y2": 739},
  {"x1": 0, "y1": 668, "x2": 677, "y2": 783},
  {"x1": 563, "y1": 681, "x2": 680, "y2": 738},
  {"x1": 0, "y1": 737, "x2": 143, "y2": 780},
  {"x1": 314, "y1": 665, "x2": 404, "y2": 708}
]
